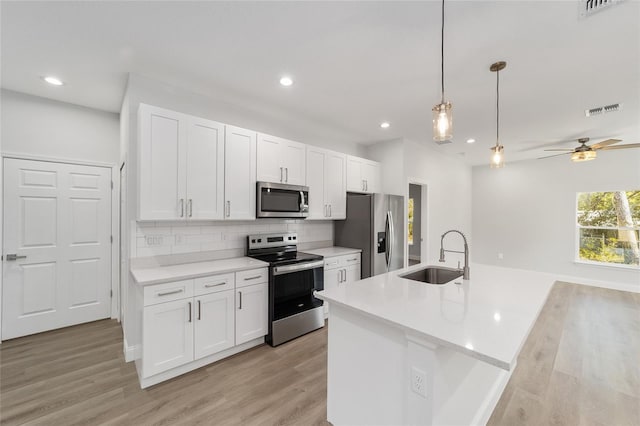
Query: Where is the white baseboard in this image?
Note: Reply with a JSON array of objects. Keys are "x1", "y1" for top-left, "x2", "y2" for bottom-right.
[
  {"x1": 123, "y1": 337, "x2": 140, "y2": 362},
  {"x1": 555, "y1": 274, "x2": 640, "y2": 293}
]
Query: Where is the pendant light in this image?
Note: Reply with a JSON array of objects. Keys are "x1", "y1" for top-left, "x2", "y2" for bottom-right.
[
  {"x1": 489, "y1": 61, "x2": 506, "y2": 168},
  {"x1": 432, "y1": 0, "x2": 452, "y2": 142}
]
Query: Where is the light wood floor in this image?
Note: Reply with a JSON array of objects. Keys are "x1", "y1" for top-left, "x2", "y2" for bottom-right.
[{"x1": 1, "y1": 282, "x2": 638, "y2": 425}]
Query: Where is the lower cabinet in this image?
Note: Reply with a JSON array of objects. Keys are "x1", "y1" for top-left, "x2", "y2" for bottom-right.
[
  {"x1": 323, "y1": 253, "x2": 361, "y2": 316},
  {"x1": 235, "y1": 283, "x2": 268, "y2": 345},
  {"x1": 143, "y1": 298, "x2": 195, "y2": 377},
  {"x1": 194, "y1": 290, "x2": 235, "y2": 359},
  {"x1": 140, "y1": 268, "x2": 268, "y2": 383}
]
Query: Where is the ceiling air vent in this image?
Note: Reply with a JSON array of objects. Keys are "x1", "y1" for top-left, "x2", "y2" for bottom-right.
[
  {"x1": 580, "y1": 0, "x2": 626, "y2": 18},
  {"x1": 585, "y1": 103, "x2": 622, "y2": 117}
]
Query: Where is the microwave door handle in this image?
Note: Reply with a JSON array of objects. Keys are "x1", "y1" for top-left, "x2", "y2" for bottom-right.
[{"x1": 300, "y1": 191, "x2": 306, "y2": 211}]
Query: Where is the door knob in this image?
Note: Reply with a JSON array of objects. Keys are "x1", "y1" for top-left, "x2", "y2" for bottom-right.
[{"x1": 5, "y1": 254, "x2": 26, "y2": 261}]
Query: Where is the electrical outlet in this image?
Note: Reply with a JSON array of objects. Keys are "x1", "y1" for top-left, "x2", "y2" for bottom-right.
[
  {"x1": 145, "y1": 235, "x2": 164, "y2": 246},
  {"x1": 411, "y1": 367, "x2": 427, "y2": 398}
]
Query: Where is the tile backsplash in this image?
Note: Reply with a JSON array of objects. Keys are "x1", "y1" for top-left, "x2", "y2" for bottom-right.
[{"x1": 132, "y1": 219, "x2": 334, "y2": 263}]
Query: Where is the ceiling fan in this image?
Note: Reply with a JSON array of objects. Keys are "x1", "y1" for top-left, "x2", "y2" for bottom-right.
[{"x1": 538, "y1": 138, "x2": 640, "y2": 162}]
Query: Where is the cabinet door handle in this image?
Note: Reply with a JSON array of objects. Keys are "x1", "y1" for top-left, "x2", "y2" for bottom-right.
[
  {"x1": 188, "y1": 199, "x2": 193, "y2": 217},
  {"x1": 226, "y1": 201, "x2": 231, "y2": 217},
  {"x1": 197, "y1": 300, "x2": 201, "y2": 320},
  {"x1": 204, "y1": 282, "x2": 227, "y2": 288},
  {"x1": 338, "y1": 270, "x2": 342, "y2": 283},
  {"x1": 329, "y1": 204, "x2": 332, "y2": 217},
  {"x1": 188, "y1": 301, "x2": 192, "y2": 322},
  {"x1": 365, "y1": 180, "x2": 368, "y2": 192},
  {"x1": 327, "y1": 261, "x2": 339, "y2": 266},
  {"x1": 347, "y1": 258, "x2": 358, "y2": 262},
  {"x1": 244, "y1": 275, "x2": 262, "y2": 281},
  {"x1": 285, "y1": 167, "x2": 289, "y2": 183},
  {"x1": 324, "y1": 204, "x2": 327, "y2": 217},
  {"x1": 280, "y1": 167, "x2": 283, "y2": 182},
  {"x1": 238, "y1": 291, "x2": 242, "y2": 310},
  {"x1": 157, "y1": 289, "x2": 184, "y2": 297},
  {"x1": 179, "y1": 199, "x2": 184, "y2": 217}
]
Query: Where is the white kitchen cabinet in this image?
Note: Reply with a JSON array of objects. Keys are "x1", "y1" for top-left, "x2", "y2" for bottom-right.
[
  {"x1": 346, "y1": 155, "x2": 381, "y2": 194},
  {"x1": 235, "y1": 283, "x2": 268, "y2": 345},
  {"x1": 224, "y1": 125, "x2": 257, "y2": 220},
  {"x1": 306, "y1": 147, "x2": 347, "y2": 220},
  {"x1": 194, "y1": 290, "x2": 235, "y2": 359},
  {"x1": 322, "y1": 253, "x2": 361, "y2": 316},
  {"x1": 138, "y1": 104, "x2": 225, "y2": 221},
  {"x1": 257, "y1": 133, "x2": 306, "y2": 185},
  {"x1": 142, "y1": 298, "x2": 194, "y2": 377}
]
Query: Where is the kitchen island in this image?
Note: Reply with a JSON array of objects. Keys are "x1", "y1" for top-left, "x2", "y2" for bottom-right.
[{"x1": 315, "y1": 263, "x2": 555, "y2": 425}]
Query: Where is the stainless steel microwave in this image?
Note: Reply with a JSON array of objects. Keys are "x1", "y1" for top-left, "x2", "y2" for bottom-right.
[{"x1": 256, "y1": 182, "x2": 309, "y2": 218}]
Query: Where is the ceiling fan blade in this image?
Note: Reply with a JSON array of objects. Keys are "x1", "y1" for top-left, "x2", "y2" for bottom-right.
[
  {"x1": 543, "y1": 148, "x2": 574, "y2": 152},
  {"x1": 590, "y1": 139, "x2": 621, "y2": 149},
  {"x1": 599, "y1": 143, "x2": 640, "y2": 150},
  {"x1": 538, "y1": 152, "x2": 572, "y2": 160}
]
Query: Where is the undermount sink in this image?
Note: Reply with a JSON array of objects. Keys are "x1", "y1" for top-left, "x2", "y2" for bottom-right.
[{"x1": 399, "y1": 266, "x2": 463, "y2": 285}]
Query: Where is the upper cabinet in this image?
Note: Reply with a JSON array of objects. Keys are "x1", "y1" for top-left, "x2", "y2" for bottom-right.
[
  {"x1": 346, "y1": 155, "x2": 381, "y2": 194},
  {"x1": 138, "y1": 104, "x2": 225, "y2": 221},
  {"x1": 257, "y1": 133, "x2": 306, "y2": 186},
  {"x1": 224, "y1": 126, "x2": 257, "y2": 220},
  {"x1": 306, "y1": 147, "x2": 346, "y2": 220}
]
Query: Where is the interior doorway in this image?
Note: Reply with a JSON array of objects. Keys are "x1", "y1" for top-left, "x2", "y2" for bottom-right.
[{"x1": 407, "y1": 183, "x2": 427, "y2": 266}]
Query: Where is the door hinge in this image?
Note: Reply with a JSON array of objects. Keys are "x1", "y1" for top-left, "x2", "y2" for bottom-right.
[
  {"x1": 110, "y1": 235, "x2": 113, "y2": 244},
  {"x1": 111, "y1": 181, "x2": 114, "y2": 190},
  {"x1": 110, "y1": 290, "x2": 113, "y2": 298}
]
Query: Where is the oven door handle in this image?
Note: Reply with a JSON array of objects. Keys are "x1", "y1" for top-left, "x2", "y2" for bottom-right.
[{"x1": 273, "y1": 260, "x2": 324, "y2": 276}]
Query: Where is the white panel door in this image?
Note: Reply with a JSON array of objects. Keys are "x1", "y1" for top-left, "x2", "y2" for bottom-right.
[
  {"x1": 281, "y1": 140, "x2": 306, "y2": 185},
  {"x1": 256, "y1": 133, "x2": 284, "y2": 183},
  {"x1": 306, "y1": 147, "x2": 326, "y2": 219},
  {"x1": 325, "y1": 152, "x2": 347, "y2": 219},
  {"x1": 225, "y1": 126, "x2": 256, "y2": 220},
  {"x1": 185, "y1": 117, "x2": 225, "y2": 220},
  {"x1": 142, "y1": 299, "x2": 194, "y2": 377},
  {"x1": 194, "y1": 290, "x2": 235, "y2": 359},
  {"x1": 346, "y1": 156, "x2": 364, "y2": 192},
  {"x1": 2, "y1": 158, "x2": 111, "y2": 340},
  {"x1": 235, "y1": 283, "x2": 268, "y2": 345},
  {"x1": 138, "y1": 104, "x2": 186, "y2": 220}
]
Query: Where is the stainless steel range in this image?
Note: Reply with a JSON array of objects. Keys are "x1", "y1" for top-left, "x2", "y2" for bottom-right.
[{"x1": 247, "y1": 233, "x2": 324, "y2": 346}]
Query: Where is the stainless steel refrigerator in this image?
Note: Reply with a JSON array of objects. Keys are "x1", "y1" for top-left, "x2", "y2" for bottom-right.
[{"x1": 334, "y1": 193, "x2": 405, "y2": 279}]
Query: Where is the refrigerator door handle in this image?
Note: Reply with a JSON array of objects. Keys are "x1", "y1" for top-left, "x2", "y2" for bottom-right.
[
  {"x1": 384, "y1": 212, "x2": 390, "y2": 269},
  {"x1": 386, "y1": 210, "x2": 395, "y2": 271}
]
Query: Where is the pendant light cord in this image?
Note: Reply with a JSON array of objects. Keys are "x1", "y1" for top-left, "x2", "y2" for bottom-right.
[
  {"x1": 441, "y1": 0, "x2": 445, "y2": 103},
  {"x1": 496, "y1": 68, "x2": 500, "y2": 147}
]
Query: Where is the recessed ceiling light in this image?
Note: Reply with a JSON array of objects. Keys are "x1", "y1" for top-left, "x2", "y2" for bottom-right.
[
  {"x1": 466, "y1": 138, "x2": 476, "y2": 144},
  {"x1": 380, "y1": 122, "x2": 390, "y2": 129},
  {"x1": 42, "y1": 76, "x2": 64, "y2": 86},
  {"x1": 279, "y1": 76, "x2": 293, "y2": 87}
]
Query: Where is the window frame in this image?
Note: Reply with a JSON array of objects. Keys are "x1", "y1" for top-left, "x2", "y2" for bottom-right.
[{"x1": 574, "y1": 191, "x2": 640, "y2": 270}]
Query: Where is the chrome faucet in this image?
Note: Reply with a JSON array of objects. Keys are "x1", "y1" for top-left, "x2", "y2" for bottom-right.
[{"x1": 439, "y1": 230, "x2": 470, "y2": 280}]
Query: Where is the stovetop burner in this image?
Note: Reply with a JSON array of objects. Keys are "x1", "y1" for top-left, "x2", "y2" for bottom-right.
[{"x1": 246, "y1": 232, "x2": 323, "y2": 266}]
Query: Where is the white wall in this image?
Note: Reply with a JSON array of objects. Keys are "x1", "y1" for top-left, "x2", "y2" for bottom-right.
[
  {"x1": 366, "y1": 138, "x2": 473, "y2": 269},
  {"x1": 472, "y1": 150, "x2": 640, "y2": 290},
  {"x1": 1, "y1": 89, "x2": 119, "y2": 164}
]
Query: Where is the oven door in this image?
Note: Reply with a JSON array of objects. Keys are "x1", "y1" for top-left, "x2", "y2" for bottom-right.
[
  {"x1": 257, "y1": 182, "x2": 309, "y2": 218},
  {"x1": 271, "y1": 260, "x2": 324, "y2": 322}
]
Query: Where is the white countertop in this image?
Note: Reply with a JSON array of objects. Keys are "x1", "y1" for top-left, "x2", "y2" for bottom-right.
[
  {"x1": 131, "y1": 257, "x2": 269, "y2": 286},
  {"x1": 315, "y1": 262, "x2": 555, "y2": 371},
  {"x1": 303, "y1": 246, "x2": 362, "y2": 257}
]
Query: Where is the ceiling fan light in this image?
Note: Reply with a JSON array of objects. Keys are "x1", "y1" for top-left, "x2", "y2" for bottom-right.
[
  {"x1": 571, "y1": 150, "x2": 597, "y2": 162},
  {"x1": 432, "y1": 102, "x2": 453, "y2": 141},
  {"x1": 490, "y1": 145, "x2": 505, "y2": 168}
]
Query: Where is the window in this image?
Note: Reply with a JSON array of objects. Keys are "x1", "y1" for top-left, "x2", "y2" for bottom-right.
[
  {"x1": 408, "y1": 198, "x2": 414, "y2": 245},
  {"x1": 577, "y1": 191, "x2": 640, "y2": 267}
]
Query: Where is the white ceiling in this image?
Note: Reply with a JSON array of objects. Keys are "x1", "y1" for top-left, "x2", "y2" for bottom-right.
[{"x1": 2, "y1": 1, "x2": 639, "y2": 165}]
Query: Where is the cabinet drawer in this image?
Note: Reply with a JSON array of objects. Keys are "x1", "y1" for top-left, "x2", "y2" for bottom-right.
[
  {"x1": 194, "y1": 273, "x2": 235, "y2": 296},
  {"x1": 236, "y1": 268, "x2": 268, "y2": 288},
  {"x1": 340, "y1": 253, "x2": 361, "y2": 267},
  {"x1": 143, "y1": 279, "x2": 194, "y2": 306},
  {"x1": 324, "y1": 257, "x2": 341, "y2": 270}
]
